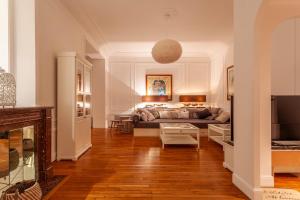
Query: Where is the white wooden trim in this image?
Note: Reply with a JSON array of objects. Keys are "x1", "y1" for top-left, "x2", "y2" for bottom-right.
[
  {"x1": 75, "y1": 143, "x2": 92, "y2": 161},
  {"x1": 232, "y1": 173, "x2": 253, "y2": 199},
  {"x1": 57, "y1": 51, "x2": 93, "y2": 66},
  {"x1": 223, "y1": 142, "x2": 234, "y2": 172},
  {"x1": 8, "y1": 0, "x2": 14, "y2": 73},
  {"x1": 223, "y1": 162, "x2": 234, "y2": 172},
  {"x1": 253, "y1": 188, "x2": 263, "y2": 200},
  {"x1": 57, "y1": 156, "x2": 76, "y2": 161},
  {"x1": 260, "y1": 175, "x2": 274, "y2": 187},
  {"x1": 57, "y1": 53, "x2": 92, "y2": 161}
]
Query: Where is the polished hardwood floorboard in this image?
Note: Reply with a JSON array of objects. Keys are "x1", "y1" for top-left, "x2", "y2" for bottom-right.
[
  {"x1": 50, "y1": 128, "x2": 248, "y2": 200},
  {"x1": 275, "y1": 173, "x2": 300, "y2": 191}
]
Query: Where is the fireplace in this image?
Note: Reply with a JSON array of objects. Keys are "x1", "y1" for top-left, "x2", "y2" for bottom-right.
[
  {"x1": 0, "y1": 126, "x2": 36, "y2": 191},
  {"x1": 0, "y1": 107, "x2": 53, "y2": 193}
]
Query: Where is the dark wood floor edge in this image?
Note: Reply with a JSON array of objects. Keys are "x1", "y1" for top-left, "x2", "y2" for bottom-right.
[{"x1": 42, "y1": 176, "x2": 70, "y2": 200}]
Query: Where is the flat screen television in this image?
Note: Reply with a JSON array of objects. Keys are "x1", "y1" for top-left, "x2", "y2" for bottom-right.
[{"x1": 271, "y1": 95, "x2": 300, "y2": 140}]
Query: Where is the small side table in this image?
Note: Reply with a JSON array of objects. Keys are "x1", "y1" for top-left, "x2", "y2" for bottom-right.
[
  {"x1": 120, "y1": 119, "x2": 133, "y2": 133},
  {"x1": 112, "y1": 114, "x2": 133, "y2": 133},
  {"x1": 160, "y1": 123, "x2": 200, "y2": 150},
  {"x1": 110, "y1": 120, "x2": 121, "y2": 128},
  {"x1": 208, "y1": 124, "x2": 231, "y2": 145}
]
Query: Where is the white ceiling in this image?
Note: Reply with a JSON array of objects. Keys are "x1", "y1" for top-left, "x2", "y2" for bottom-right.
[{"x1": 60, "y1": 0, "x2": 233, "y2": 57}]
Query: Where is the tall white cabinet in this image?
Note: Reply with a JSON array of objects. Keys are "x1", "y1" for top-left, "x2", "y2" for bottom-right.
[{"x1": 57, "y1": 52, "x2": 92, "y2": 161}]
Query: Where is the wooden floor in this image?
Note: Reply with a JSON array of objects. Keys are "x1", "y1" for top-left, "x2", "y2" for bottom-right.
[
  {"x1": 275, "y1": 174, "x2": 300, "y2": 191},
  {"x1": 50, "y1": 129, "x2": 247, "y2": 200}
]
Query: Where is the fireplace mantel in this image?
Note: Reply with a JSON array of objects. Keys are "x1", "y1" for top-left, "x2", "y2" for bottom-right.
[{"x1": 0, "y1": 106, "x2": 53, "y2": 182}]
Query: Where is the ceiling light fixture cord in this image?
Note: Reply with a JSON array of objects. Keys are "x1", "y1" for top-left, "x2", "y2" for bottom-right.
[
  {"x1": 165, "y1": 12, "x2": 171, "y2": 38},
  {"x1": 151, "y1": 8, "x2": 182, "y2": 64}
]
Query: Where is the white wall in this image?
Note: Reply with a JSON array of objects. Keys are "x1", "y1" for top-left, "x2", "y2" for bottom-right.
[
  {"x1": 0, "y1": 0, "x2": 9, "y2": 71},
  {"x1": 224, "y1": 44, "x2": 234, "y2": 110},
  {"x1": 35, "y1": 0, "x2": 100, "y2": 161},
  {"x1": 234, "y1": 0, "x2": 263, "y2": 198},
  {"x1": 271, "y1": 18, "x2": 300, "y2": 95},
  {"x1": 108, "y1": 56, "x2": 211, "y2": 118},
  {"x1": 91, "y1": 59, "x2": 106, "y2": 128},
  {"x1": 210, "y1": 55, "x2": 225, "y2": 109},
  {"x1": 234, "y1": 1, "x2": 300, "y2": 199},
  {"x1": 210, "y1": 44, "x2": 233, "y2": 111},
  {"x1": 12, "y1": 0, "x2": 36, "y2": 106}
]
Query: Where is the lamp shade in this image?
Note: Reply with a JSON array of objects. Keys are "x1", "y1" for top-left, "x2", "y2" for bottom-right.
[
  {"x1": 152, "y1": 39, "x2": 182, "y2": 64},
  {"x1": 179, "y1": 95, "x2": 206, "y2": 102},
  {"x1": 142, "y1": 95, "x2": 169, "y2": 102}
]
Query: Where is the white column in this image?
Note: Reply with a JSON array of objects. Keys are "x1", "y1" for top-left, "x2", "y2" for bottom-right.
[
  {"x1": 12, "y1": 0, "x2": 36, "y2": 106},
  {"x1": 233, "y1": 0, "x2": 267, "y2": 199},
  {"x1": 0, "y1": 0, "x2": 9, "y2": 71},
  {"x1": 91, "y1": 58, "x2": 106, "y2": 128}
]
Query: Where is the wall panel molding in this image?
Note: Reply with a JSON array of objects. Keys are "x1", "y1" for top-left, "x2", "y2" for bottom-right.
[{"x1": 108, "y1": 58, "x2": 211, "y2": 118}]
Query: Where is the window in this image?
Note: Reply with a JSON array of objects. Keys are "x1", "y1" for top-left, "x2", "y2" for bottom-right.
[{"x1": 0, "y1": 0, "x2": 9, "y2": 72}]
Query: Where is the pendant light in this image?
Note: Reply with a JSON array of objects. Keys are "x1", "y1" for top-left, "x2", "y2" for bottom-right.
[{"x1": 152, "y1": 10, "x2": 182, "y2": 64}]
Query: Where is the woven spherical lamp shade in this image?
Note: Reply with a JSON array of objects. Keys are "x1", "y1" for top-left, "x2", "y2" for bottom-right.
[{"x1": 152, "y1": 39, "x2": 182, "y2": 64}]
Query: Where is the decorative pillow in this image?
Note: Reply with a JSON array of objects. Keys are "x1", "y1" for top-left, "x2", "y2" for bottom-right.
[
  {"x1": 192, "y1": 112, "x2": 199, "y2": 119},
  {"x1": 205, "y1": 113, "x2": 218, "y2": 120},
  {"x1": 136, "y1": 108, "x2": 145, "y2": 114},
  {"x1": 210, "y1": 107, "x2": 221, "y2": 115},
  {"x1": 196, "y1": 108, "x2": 211, "y2": 119},
  {"x1": 159, "y1": 111, "x2": 173, "y2": 119},
  {"x1": 178, "y1": 111, "x2": 189, "y2": 119},
  {"x1": 140, "y1": 112, "x2": 148, "y2": 121},
  {"x1": 170, "y1": 111, "x2": 179, "y2": 119},
  {"x1": 143, "y1": 109, "x2": 155, "y2": 121},
  {"x1": 133, "y1": 111, "x2": 142, "y2": 120},
  {"x1": 180, "y1": 108, "x2": 187, "y2": 112},
  {"x1": 215, "y1": 112, "x2": 230, "y2": 123},
  {"x1": 137, "y1": 108, "x2": 155, "y2": 121},
  {"x1": 218, "y1": 108, "x2": 224, "y2": 114},
  {"x1": 148, "y1": 109, "x2": 160, "y2": 119},
  {"x1": 187, "y1": 108, "x2": 206, "y2": 119}
]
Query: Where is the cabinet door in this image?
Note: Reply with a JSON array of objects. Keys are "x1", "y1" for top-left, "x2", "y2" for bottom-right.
[
  {"x1": 84, "y1": 66, "x2": 92, "y2": 116},
  {"x1": 76, "y1": 60, "x2": 84, "y2": 117},
  {"x1": 84, "y1": 67, "x2": 91, "y2": 94},
  {"x1": 84, "y1": 95, "x2": 91, "y2": 116},
  {"x1": 76, "y1": 61, "x2": 84, "y2": 93},
  {"x1": 75, "y1": 117, "x2": 92, "y2": 158}
]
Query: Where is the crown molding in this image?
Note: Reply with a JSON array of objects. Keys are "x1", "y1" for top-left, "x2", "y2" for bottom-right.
[
  {"x1": 58, "y1": 0, "x2": 110, "y2": 57},
  {"x1": 109, "y1": 55, "x2": 210, "y2": 63}
]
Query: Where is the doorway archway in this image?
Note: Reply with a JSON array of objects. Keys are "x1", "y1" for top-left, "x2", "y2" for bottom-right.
[
  {"x1": 233, "y1": 0, "x2": 300, "y2": 198},
  {"x1": 253, "y1": 0, "x2": 300, "y2": 190}
]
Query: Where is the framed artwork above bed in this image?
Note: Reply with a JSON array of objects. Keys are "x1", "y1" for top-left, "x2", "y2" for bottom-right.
[{"x1": 146, "y1": 74, "x2": 172, "y2": 101}]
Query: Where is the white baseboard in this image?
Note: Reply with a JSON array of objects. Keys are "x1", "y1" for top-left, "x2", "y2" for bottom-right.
[
  {"x1": 75, "y1": 144, "x2": 92, "y2": 160},
  {"x1": 223, "y1": 162, "x2": 233, "y2": 172},
  {"x1": 93, "y1": 125, "x2": 106, "y2": 128},
  {"x1": 57, "y1": 144, "x2": 92, "y2": 161},
  {"x1": 57, "y1": 154, "x2": 75, "y2": 161},
  {"x1": 260, "y1": 175, "x2": 274, "y2": 187},
  {"x1": 52, "y1": 152, "x2": 57, "y2": 162},
  {"x1": 253, "y1": 188, "x2": 263, "y2": 200},
  {"x1": 232, "y1": 173, "x2": 254, "y2": 199}
]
